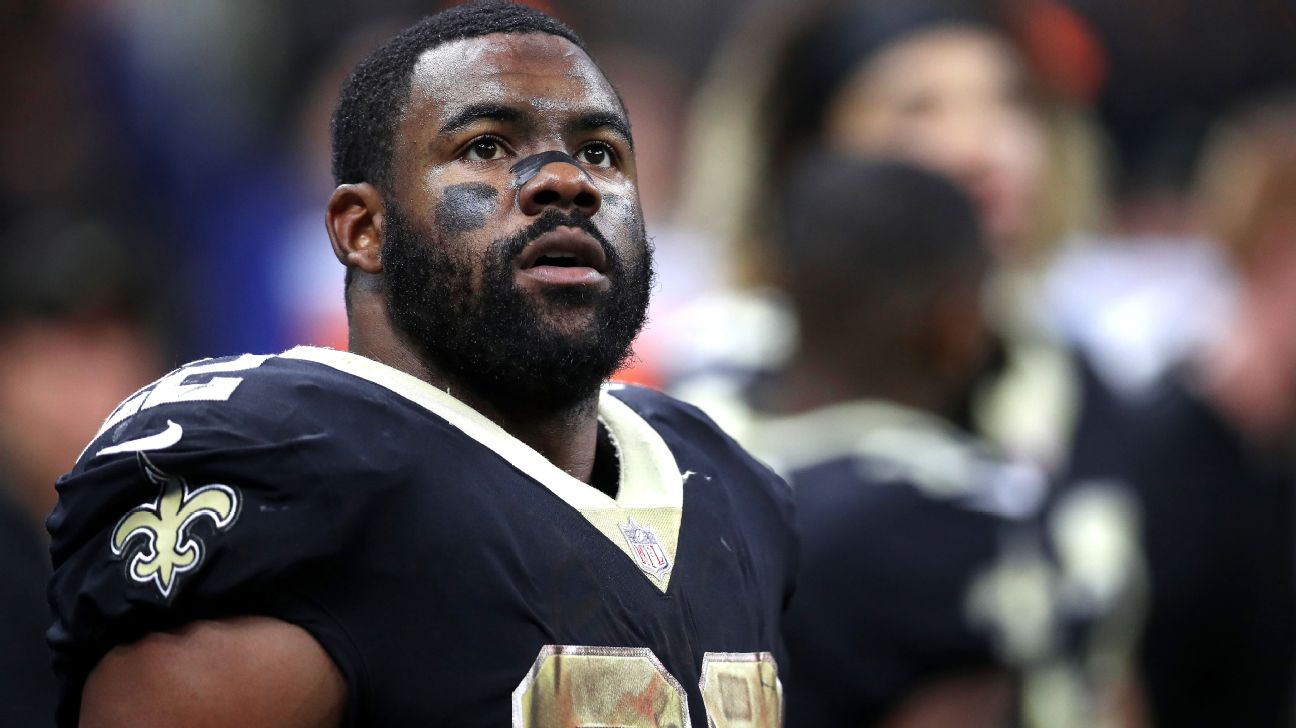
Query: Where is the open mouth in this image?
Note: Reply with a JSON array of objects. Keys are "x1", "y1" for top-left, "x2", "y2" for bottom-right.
[
  {"x1": 517, "y1": 227, "x2": 609, "y2": 278},
  {"x1": 533, "y1": 251, "x2": 585, "y2": 268}
]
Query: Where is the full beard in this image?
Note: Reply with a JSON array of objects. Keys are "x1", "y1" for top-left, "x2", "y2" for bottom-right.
[{"x1": 382, "y1": 204, "x2": 654, "y2": 413}]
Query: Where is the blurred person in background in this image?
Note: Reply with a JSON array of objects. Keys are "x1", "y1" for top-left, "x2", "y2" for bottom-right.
[
  {"x1": 671, "y1": 0, "x2": 1107, "y2": 470},
  {"x1": 669, "y1": 1, "x2": 1143, "y2": 724},
  {"x1": 1072, "y1": 94, "x2": 1296, "y2": 728},
  {"x1": 1045, "y1": 5, "x2": 1296, "y2": 721},
  {"x1": 698, "y1": 155, "x2": 1061, "y2": 727},
  {"x1": 0, "y1": 219, "x2": 166, "y2": 728}
]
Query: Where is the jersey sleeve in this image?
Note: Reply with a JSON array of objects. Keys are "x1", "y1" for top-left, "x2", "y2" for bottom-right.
[{"x1": 47, "y1": 354, "x2": 375, "y2": 727}]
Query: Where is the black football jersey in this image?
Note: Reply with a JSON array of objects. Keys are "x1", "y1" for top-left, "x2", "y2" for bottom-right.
[
  {"x1": 1071, "y1": 374, "x2": 1294, "y2": 728},
  {"x1": 682, "y1": 393, "x2": 1064, "y2": 726},
  {"x1": 48, "y1": 346, "x2": 796, "y2": 728}
]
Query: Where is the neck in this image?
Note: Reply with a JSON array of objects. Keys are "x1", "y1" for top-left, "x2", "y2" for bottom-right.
[
  {"x1": 346, "y1": 291, "x2": 603, "y2": 483},
  {"x1": 773, "y1": 348, "x2": 947, "y2": 417}
]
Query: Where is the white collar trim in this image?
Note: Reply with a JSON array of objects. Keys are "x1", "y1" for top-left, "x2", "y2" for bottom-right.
[{"x1": 279, "y1": 346, "x2": 682, "y2": 511}]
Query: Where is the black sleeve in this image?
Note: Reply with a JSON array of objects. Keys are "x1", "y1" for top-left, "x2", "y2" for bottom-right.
[{"x1": 47, "y1": 355, "x2": 375, "y2": 728}]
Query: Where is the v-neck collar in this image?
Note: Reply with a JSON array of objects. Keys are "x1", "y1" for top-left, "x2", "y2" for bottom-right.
[{"x1": 280, "y1": 346, "x2": 684, "y2": 591}]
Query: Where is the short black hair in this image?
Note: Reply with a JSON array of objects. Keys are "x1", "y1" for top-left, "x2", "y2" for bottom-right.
[
  {"x1": 778, "y1": 155, "x2": 987, "y2": 323},
  {"x1": 330, "y1": 1, "x2": 589, "y2": 194}
]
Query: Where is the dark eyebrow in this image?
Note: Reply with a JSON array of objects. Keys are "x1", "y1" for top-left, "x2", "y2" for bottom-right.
[
  {"x1": 569, "y1": 111, "x2": 634, "y2": 149},
  {"x1": 438, "y1": 103, "x2": 526, "y2": 137}
]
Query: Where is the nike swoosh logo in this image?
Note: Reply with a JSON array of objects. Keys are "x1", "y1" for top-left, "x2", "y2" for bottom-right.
[{"x1": 97, "y1": 420, "x2": 184, "y2": 457}]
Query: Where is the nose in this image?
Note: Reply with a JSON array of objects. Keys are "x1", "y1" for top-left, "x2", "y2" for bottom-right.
[{"x1": 517, "y1": 159, "x2": 602, "y2": 218}]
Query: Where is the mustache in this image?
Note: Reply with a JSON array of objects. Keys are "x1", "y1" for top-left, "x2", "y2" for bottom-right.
[{"x1": 496, "y1": 209, "x2": 613, "y2": 261}]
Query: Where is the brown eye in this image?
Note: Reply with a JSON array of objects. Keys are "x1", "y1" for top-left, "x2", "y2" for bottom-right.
[
  {"x1": 464, "y1": 137, "x2": 505, "y2": 161},
  {"x1": 576, "y1": 142, "x2": 614, "y2": 168}
]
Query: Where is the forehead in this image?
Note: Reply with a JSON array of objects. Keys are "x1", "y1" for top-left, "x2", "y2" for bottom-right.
[{"x1": 407, "y1": 32, "x2": 621, "y2": 124}]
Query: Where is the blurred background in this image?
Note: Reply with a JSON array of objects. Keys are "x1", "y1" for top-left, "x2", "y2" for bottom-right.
[{"x1": 4, "y1": 0, "x2": 1296, "y2": 726}]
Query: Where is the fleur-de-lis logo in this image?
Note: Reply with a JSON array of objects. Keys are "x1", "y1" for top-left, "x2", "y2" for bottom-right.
[{"x1": 110, "y1": 454, "x2": 240, "y2": 598}]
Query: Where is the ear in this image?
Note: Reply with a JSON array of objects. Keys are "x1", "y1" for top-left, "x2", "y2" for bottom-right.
[
  {"x1": 326, "y1": 183, "x2": 386, "y2": 275},
  {"x1": 920, "y1": 279, "x2": 990, "y2": 385}
]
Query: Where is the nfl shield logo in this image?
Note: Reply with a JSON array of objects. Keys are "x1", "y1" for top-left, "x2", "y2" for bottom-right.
[{"x1": 619, "y1": 516, "x2": 671, "y2": 578}]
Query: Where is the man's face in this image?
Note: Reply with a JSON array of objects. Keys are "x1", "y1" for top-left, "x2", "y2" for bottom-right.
[{"x1": 382, "y1": 33, "x2": 652, "y2": 410}]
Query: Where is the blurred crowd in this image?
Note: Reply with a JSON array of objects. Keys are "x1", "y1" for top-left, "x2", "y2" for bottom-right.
[{"x1": 4, "y1": 0, "x2": 1296, "y2": 726}]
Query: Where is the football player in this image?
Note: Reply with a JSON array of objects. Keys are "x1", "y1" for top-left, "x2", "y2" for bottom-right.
[
  {"x1": 1066, "y1": 95, "x2": 1296, "y2": 728},
  {"x1": 47, "y1": 4, "x2": 795, "y2": 727},
  {"x1": 680, "y1": 157, "x2": 1071, "y2": 727}
]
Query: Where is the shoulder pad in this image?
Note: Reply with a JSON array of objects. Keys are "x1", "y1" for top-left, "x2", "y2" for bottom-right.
[
  {"x1": 74, "y1": 354, "x2": 275, "y2": 465},
  {"x1": 49, "y1": 350, "x2": 380, "y2": 718}
]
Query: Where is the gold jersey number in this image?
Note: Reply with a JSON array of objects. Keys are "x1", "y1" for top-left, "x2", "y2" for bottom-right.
[{"x1": 511, "y1": 646, "x2": 782, "y2": 728}]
